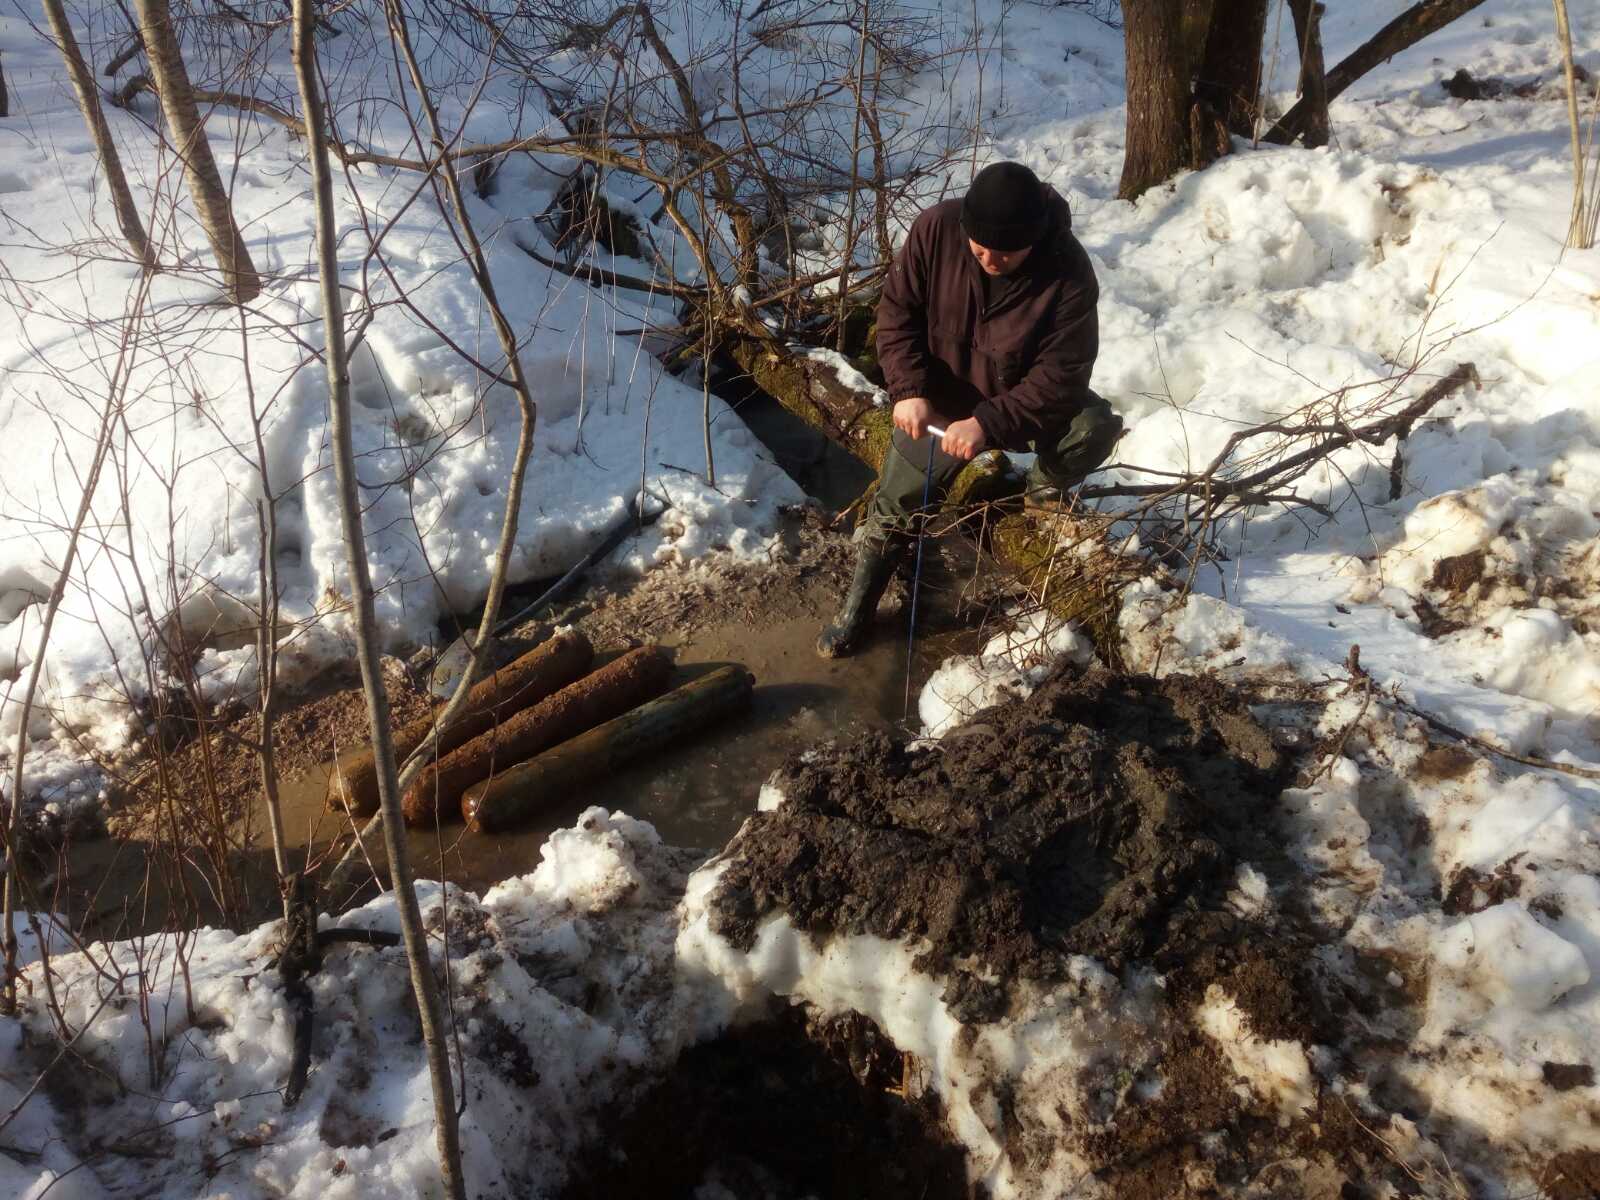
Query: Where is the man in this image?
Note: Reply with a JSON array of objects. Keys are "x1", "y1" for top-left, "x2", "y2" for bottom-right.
[{"x1": 817, "y1": 160, "x2": 1121, "y2": 658}]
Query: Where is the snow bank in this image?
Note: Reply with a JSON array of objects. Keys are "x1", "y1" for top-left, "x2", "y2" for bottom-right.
[
  {"x1": 0, "y1": 5, "x2": 804, "y2": 817},
  {"x1": 0, "y1": 809, "x2": 718, "y2": 1199}
]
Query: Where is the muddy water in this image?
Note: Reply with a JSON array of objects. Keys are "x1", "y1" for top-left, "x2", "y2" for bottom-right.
[
  {"x1": 277, "y1": 607, "x2": 978, "y2": 898},
  {"x1": 273, "y1": 387, "x2": 981, "y2": 896}
]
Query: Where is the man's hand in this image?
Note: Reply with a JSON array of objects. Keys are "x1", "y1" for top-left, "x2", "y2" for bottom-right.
[
  {"x1": 940, "y1": 417, "x2": 987, "y2": 461},
  {"x1": 892, "y1": 396, "x2": 935, "y2": 440}
]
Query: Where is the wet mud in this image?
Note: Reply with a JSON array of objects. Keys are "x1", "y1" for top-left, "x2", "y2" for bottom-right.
[
  {"x1": 711, "y1": 667, "x2": 1294, "y2": 1008},
  {"x1": 559, "y1": 1005, "x2": 969, "y2": 1200},
  {"x1": 698, "y1": 665, "x2": 1459, "y2": 1198}
]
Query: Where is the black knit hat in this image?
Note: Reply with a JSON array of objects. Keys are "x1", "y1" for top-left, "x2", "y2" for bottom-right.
[{"x1": 960, "y1": 162, "x2": 1048, "y2": 251}]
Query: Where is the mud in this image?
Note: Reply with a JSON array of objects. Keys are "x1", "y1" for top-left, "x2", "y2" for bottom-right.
[
  {"x1": 699, "y1": 666, "x2": 1468, "y2": 1198},
  {"x1": 1542, "y1": 1149, "x2": 1600, "y2": 1200},
  {"x1": 711, "y1": 667, "x2": 1294, "y2": 1005},
  {"x1": 558, "y1": 1004, "x2": 969, "y2": 1200}
]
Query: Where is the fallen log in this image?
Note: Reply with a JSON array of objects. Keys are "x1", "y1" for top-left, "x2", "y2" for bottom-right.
[
  {"x1": 325, "y1": 630, "x2": 594, "y2": 818},
  {"x1": 405, "y1": 644, "x2": 674, "y2": 827},
  {"x1": 723, "y1": 336, "x2": 1004, "y2": 511},
  {"x1": 463, "y1": 663, "x2": 755, "y2": 833}
]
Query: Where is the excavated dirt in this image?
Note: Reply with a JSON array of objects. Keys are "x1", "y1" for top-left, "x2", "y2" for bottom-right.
[
  {"x1": 711, "y1": 667, "x2": 1295, "y2": 1010},
  {"x1": 559, "y1": 1005, "x2": 970, "y2": 1200},
  {"x1": 688, "y1": 666, "x2": 1479, "y2": 1199}
]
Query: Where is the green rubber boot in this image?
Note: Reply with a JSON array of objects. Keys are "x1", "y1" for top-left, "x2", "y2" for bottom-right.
[{"x1": 816, "y1": 537, "x2": 904, "y2": 658}]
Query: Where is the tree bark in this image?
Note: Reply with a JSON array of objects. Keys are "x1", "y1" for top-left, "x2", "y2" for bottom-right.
[
  {"x1": 1118, "y1": 0, "x2": 1193, "y2": 200},
  {"x1": 1286, "y1": 0, "x2": 1331, "y2": 149},
  {"x1": 1264, "y1": 0, "x2": 1487, "y2": 145},
  {"x1": 43, "y1": 0, "x2": 154, "y2": 269},
  {"x1": 291, "y1": 4, "x2": 464, "y2": 1198},
  {"x1": 1193, "y1": 0, "x2": 1269, "y2": 138},
  {"x1": 133, "y1": 0, "x2": 260, "y2": 303}
]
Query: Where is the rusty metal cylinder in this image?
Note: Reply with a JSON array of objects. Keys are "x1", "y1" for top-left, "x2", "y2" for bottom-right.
[
  {"x1": 463, "y1": 663, "x2": 754, "y2": 833},
  {"x1": 324, "y1": 630, "x2": 593, "y2": 817},
  {"x1": 404, "y1": 644, "x2": 674, "y2": 827}
]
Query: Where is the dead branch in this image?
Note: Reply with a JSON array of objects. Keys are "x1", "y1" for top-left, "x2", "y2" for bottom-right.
[
  {"x1": 1079, "y1": 362, "x2": 1479, "y2": 505},
  {"x1": 1264, "y1": 0, "x2": 1488, "y2": 145}
]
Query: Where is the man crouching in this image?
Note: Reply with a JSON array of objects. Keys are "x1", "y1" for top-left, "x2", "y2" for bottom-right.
[{"x1": 818, "y1": 161, "x2": 1122, "y2": 658}]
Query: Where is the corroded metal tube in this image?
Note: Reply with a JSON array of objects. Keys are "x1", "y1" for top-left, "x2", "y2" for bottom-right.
[
  {"x1": 405, "y1": 645, "x2": 674, "y2": 827},
  {"x1": 462, "y1": 664, "x2": 754, "y2": 833},
  {"x1": 324, "y1": 630, "x2": 593, "y2": 818}
]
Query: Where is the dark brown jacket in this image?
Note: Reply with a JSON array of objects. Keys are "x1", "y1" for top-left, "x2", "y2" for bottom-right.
[{"x1": 876, "y1": 190, "x2": 1099, "y2": 450}]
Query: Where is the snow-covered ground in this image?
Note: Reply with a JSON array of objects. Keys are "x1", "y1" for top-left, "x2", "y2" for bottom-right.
[
  {"x1": 5, "y1": 0, "x2": 1600, "y2": 1195},
  {"x1": 0, "y1": 1, "x2": 807, "y2": 817}
]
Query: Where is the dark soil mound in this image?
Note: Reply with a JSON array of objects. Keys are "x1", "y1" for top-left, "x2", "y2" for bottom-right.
[
  {"x1": 559, "y1": 1006, "x2": 968, "y2": 1200},
  {"x1": 710, "y1": 667, "x2": 1292, "y2": 1020}
]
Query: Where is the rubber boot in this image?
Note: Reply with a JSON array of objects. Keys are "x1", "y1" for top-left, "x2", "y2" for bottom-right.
[
  {"x1": 816, "y1": 537, "x2": 903, "y2": 658},
  {"x1": 1022, "y1": 464, "x2": 1073, "y2": 513}
]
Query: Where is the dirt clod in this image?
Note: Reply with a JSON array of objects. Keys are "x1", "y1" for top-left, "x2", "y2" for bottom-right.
[
  {"x1": 1541, "y1": 1149, "x2": 1600, "y2": 1200},
  {"x1": 1544, "y1": 1062, "x2": 1596, "y2": 1092},
  {"x1": 1442, "y1": 855, "x2": 1524, "y2": 916}
]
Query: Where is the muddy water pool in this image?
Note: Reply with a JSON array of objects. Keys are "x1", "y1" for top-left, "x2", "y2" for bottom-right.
[{"x1": 275, "y1": 604, "x2": 979, "y2": 898}]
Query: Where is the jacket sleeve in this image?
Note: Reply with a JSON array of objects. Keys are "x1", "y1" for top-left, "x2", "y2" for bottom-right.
[
  {"x1": 875, "y1": 217, "x2": 936, "y2": 402},
  {"x1": 971, "y1": 278, "x2": 1099, "y2": 448}
]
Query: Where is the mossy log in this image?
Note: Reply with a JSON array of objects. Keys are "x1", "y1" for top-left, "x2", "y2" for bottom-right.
[
  {"x1": 325, "y1": 630, "x2": 594, "y2": 818},
  {"x1": 990, "y1": 513, "x2": 1139, "y2": 666},
  {"x1": 723, "y1": 336, "x2": 1012, "y2": 516}
]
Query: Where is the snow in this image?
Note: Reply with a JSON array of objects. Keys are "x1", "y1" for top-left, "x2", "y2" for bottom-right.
[
  {"x1": 918, "y1": 608, "x2": 1092, "y2": 737},
  {"x1": 2, "y1": 808, "x2": 713, "y2": 1199},
  {"x1": 1195, "y1": 985, "x2": 1316, "y2": 1122},
  {"x1": 0, "y1": 2, "x2": 804, "y2": 815},
  {"x1": 1434, "y1": 901, "x2": 1590, "y2": 1013},
  {"x1": 4, "y1": 0, "x2": 1600, "y2": 1193}
]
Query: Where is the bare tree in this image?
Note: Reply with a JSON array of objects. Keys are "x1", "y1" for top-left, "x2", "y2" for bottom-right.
[
  {"x1": 1286, "y1": 0, "x2": 1331, "y2": 149},
  {"x1": 1123, "y1": 0, "x2": 1488, "y2": 196},
  {"x1": 132, "y1": 0, "x2": 261, "y2": 303},
  {"x1": 1193, "y1": 0, "x2": 1269, "y2": 138},
  {"x1": 1263, "y1": 0, "x2": 1488, "y2": 146},
  {"x1": 1553, "y1": 0, "x2": 1596, "y2": 249},
  {"x1": 2, "y1": 283, "x2": 149, "y2": 1012},
  {"x1": 42, "y1": 0, "x2": 155, "y2": 269},
  {"x1": 292, "y1": 3, "x2": 465, "y2": 1195},
  {"x1": 1118, "y1": 0, "x2": 1193, "y2": 200}
]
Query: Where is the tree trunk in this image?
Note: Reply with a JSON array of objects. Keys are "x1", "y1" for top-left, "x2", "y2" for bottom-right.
[
  {"x1": 1118, "y1": 0, "x2": 1193, "y2": 201},
  {"x1": 1193, "y1": 0, "x2": 1269, "y2": 138},
  {"x1": 1286, "y1": 0, "x2": 1331, "y2": 149},
  {"x1": 42, "y1": 0, "x2": 154, "y2": 269},
  {"x1": 133, "y1": 0, "x2": 260, "y2": 303},
  {"x1": 0, "y1": 51, "x2": 9, "y2": 118},
  {"x1": 1264, "y1": 0, "x2": 1487, "y2": 145},
  {"x1": 291, "y1": 4, "x2": 465, "y2": 1198}
]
